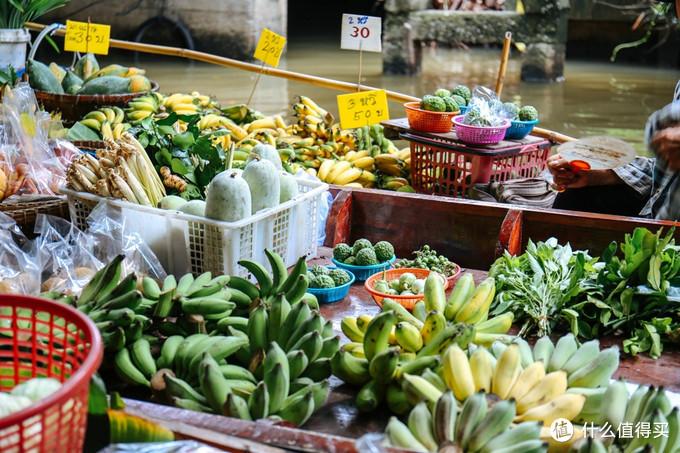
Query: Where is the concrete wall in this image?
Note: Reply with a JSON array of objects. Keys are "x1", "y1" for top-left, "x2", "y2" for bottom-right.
[{"x1": 44, "y1": 0, "x2": 287, "y2": 60}]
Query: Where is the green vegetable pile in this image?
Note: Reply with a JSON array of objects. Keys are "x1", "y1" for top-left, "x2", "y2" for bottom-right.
[
  {"x1": 394, "y1": 245, "x2": 459, "y2": 278},
  {"x1": 333, "y1": 239, "x2": 395, "y2": 266},
  {"x1": 490, "y1": 228, "x2": 680, "y2": 358}
]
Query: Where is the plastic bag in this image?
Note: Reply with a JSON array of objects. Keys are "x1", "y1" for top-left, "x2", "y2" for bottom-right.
[
  {"x1": 87, "y1": 202, "x2": 167, "y2": 281},
  {"x1": 0, "y1": 212, "x2": 40, "y2": 295},
  {"x1": 293, "y1": 170, "x2": 331, "y2": 246},
  {"x1": 356, "y1": 433, "x2": 388, "y2": 453},
  {"x1": 0, "y1": 83, "x2": 74, "y2": 200},
  {"x1": 32, "y1": 215, "x2": 102, "y2": 294},
  {"x1": 99, "y1": 441, "x2": 223, "y2": 453},
  {"x1": 463, "y1": 86, "x2": 515, "y2": 127}
]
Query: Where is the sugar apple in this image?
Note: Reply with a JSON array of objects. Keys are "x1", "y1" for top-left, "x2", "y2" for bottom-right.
[{"x1": 421, "y1": 95, "x2": 446, "y2": 113}]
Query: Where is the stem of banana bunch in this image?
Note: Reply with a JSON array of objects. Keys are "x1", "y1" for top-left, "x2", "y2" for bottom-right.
[{"x1": 247, "y1": 61, "x2": 266, "y2": 107}]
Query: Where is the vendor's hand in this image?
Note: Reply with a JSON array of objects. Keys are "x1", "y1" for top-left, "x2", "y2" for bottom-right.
[
  {"x1": 547, "y1": 154, "x2": 589, "y2": 190},
  {"x1": 651, "y1": 125, "x2": 680, "y2": 171}
]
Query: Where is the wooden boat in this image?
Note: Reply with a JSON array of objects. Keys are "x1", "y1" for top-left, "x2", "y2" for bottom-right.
[{"x1": 23, "y1": 21, "x2": 680, "y2": 453}]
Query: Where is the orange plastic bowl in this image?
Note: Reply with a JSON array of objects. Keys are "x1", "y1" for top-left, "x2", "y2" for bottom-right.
[
  {"x1": 404, "y1": 102, "x2": 459, "y2": 133},
  {"x1": 365, "y1": 268, "x2": 450, "y2": 311}
]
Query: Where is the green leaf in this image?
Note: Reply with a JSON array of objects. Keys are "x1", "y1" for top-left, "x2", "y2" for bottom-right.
[{"x1": 88, "y1": 374, "x2": 108, "y2": 415}]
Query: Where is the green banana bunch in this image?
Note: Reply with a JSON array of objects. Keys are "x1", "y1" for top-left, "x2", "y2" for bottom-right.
[{"x1": 385, "y1": 390, "x2": 546, "y2": 453}]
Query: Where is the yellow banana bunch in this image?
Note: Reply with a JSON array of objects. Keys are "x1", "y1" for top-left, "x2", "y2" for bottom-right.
[
  {"x1": 375, "y1": 154, "x2": 409, "y2": 177},
  {"x1": 77, "y1": 106, "x2": 131, "y2": 140},
  {"x1": 316, "y1": 159, "x2": 375, "y2": 187},
  {"x1": 163, "y1": 93, "x2": 200, "y2": 115}
]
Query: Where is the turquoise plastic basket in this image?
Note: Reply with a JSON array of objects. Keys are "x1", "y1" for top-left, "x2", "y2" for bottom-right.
[
  {"x1": 504, "y1": 119, "x2": 539, "y2": 140},
  {"x1": 459, "y1": 105, "x2": 469, "y2": 114},
  {"x1": 331, "y1": 256, "x2": 396, "y2": 282},
  {"x1": 307, "y1": 267, "x2": 356, "y2": 304}
]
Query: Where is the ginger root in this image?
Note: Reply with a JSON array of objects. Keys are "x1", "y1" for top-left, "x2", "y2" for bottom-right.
[{"x1": 160, "y1": 166, "x2": 187, "y2": 192}]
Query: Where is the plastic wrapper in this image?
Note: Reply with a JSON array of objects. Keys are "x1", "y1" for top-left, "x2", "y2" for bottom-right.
[
  {"x1": 294, "y1": 169, "x2": 332, "y2": 246},
  {"x1": 87, "y1": 202, "x2": 167, "y2": 281},
  {"x1": 356, "y1": 433, "x2": 387, "y2": 453},
  {"x1": 0, "y1": 212, "x2": 40, "y2": 295},
  {"x1": 0, "y1": 83, "x2": 75, "y2": 201},
  {"x1": 32, "y1": 215, "x2": 102, "y2": 295},
  {"x1": 462, "y1": 86, "x2": 516, "y2": 127},
  {"x1": 98, "y1": 441, "x2": 223, "y2": 453}
]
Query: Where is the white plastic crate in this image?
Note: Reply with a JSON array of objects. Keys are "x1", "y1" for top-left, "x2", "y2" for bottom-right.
[{"x1": 62, "y1": 178, "x2": 328, "y2": 277}]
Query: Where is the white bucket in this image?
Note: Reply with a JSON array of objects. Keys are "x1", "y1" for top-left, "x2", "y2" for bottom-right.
[{"x1": 0, "y1": 29, "x2": 30, "y2": 74}]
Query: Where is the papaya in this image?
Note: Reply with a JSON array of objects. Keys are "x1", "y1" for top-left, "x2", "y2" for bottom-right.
[
  {"x1": 279, "y1": 172, "x2": 299, "y2": 203},
  {"x1": 27, "y1": 60, "x2": 64, "y2": 94},
  {"x1": 87, "y1": 64, "x2": 128, "y2": 81},
  {"x1": 124, "y1": 67, "x2": 146, "y2": 77},
  {"x1": 61, "y1": 71, "x2": 83, "y2": 95},
  {"x1": 243, "y1": 157, "x2": 280, "y2": 213},
  {"x1": 205, "y1": 170, "x2": 252, "y2": 222},
  {"x1": 74, "y1": 53, "x2": 99, "y2": 80},
  {"x1": 48, "y1": 63, "x2": 66, "y2": 83},
  {"x1": 128, "y1": 75, "x2": 151, "y2": 93},
  {"x1": 78, "y1": 76, "x2": 131, "y2": 95}
]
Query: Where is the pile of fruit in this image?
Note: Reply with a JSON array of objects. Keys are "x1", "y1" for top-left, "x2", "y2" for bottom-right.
[
  {"x1": 28, "y1": 54, "x2": 152, "y2": 95},
  {"x1": 40, "y1": 249, "x2": 336, "y2": 426},
  {"x1": 372, "y1": 271, "x2": 432, "y2": 296},
  {"x1": 334, "y1": 273, "x2": 515, "y2": 413},
  {"x1": 395, "y1": 245, "x2": 459, "y2": 278},
  {"x1": 420, "y1": 85, "x2": 471, "y2": 113},
  {"x1": 384, "y1": 391, "x2": 546, "y2": 453},
  {"x1": 307, "y1": 265, "x2": 352, "y2": 289},
  {"x1": 333, "y1": 239, "x2": 395, "y2": 266},
  {"x1": 503, "y1": 103, "x2": 539, "y2": 122}
]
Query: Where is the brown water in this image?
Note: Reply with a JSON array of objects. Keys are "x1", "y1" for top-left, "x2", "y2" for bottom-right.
[{"x1": 128, "y1": 40, "x2": 678, "y2": 154}]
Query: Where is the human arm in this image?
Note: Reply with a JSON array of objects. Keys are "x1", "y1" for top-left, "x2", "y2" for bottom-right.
[{"x1": 547, "y1": 154, "x2": 624, "y2": 191}]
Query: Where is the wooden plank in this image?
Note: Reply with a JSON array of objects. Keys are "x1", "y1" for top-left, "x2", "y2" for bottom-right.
[{"x1": 343, "y1": 188, "x2": 510, "y2": 270}]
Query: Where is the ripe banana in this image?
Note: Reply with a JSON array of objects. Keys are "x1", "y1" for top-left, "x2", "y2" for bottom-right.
[
  {"x1": 516, "y1": 393, "x2": 585, "y2": 425},
  {"x1": 516, "y1": 371, "x2": 568, "y2": 414},
  {"x1": 491, "y1": 344, "x2": 522, "y2": 400},
  {"x1": 442, "y1": 344, "x2": 475, "y2": 401},
  {"x1": 394, "y1": 321, "x2": 423, "y2": 352},
  {"x1": 469, "y1": 347, "x2": 495, "y2": 393},
  {"x1": 454, "y1": 277, "x2": 495, "y2": 324}
]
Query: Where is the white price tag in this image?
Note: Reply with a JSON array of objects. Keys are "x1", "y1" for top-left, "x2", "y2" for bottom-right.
[{"x1": 341, "y1": 14, "x2": 382, "y2": 52}]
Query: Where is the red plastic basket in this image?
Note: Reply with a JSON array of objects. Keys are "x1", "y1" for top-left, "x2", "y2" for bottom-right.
[
  {"x1": 0, "y1": 295, "x2": 103, "y2": 453},
  {"x1": 404, "y1": 102, "x2": 459, "y2": 133},
  {"x1": 408, "y1": 136, "x2": 551, "y2": 198},
  {"x1": 453, "y1": 115, "x2": 511, "y2": 145}
]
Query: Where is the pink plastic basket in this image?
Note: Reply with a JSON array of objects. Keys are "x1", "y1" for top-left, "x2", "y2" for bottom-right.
[{"x1": 453, "y1": 115, "x2": 510, "y2": 145}]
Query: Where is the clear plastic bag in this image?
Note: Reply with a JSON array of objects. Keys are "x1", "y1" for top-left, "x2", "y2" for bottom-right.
[
  {"x1": 356, "y1": 433, "x2": 388, "y2": 453},
  {"x1": 0, "y1": 83, "x2": 74, "y2": 200},
  {"x1": 87, "y1": 202, "x2": 167, "y2": 281},
  {"x1": 32, "y1": 215, "x2": 102, "y2": 295},
  {"x1": 463, "y1": 86, "x2": 516, "y2": 127},
  {"x1": 99, "y1": 441, "x2": 223, "y2": 453},
  {"x1": 0, "y1": 212, "x2": 40, "y2": 295}
]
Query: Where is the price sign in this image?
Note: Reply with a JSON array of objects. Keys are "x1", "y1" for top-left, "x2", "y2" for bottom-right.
[
  {"x1": 64, "y1": 20, "x2": 111, "y2": 55},
  {"x1": 254, "y1": 28, "x2": 286, "y2": 67},
  {"x1": 337, "y1": 89, "x2": 389, "y2": 130},
  {"x1": 341, "y1": 14, "x2": 382, "y2": 52}
]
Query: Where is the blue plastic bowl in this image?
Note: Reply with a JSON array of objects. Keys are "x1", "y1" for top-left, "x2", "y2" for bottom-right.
[
  {"x1": 307, "y1": 267, "x2": 356, "y2": 304},
  {"x1": 504, "y1": 119, "x2": 539, "y2": 140},
  {"x1": 459, "y1": 105, "x2": 469, "y2": 114},
  {"x1": 331, "y1": 256, "x2": 396, "y2": 282}
]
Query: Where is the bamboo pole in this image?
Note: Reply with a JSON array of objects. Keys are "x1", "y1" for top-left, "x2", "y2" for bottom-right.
[
  {"x1": 25, "y1": 22, "x2": 574, "y2": 143},
  {"x1": 495, "y1": 32, "x2": 512, "y2": 97}
]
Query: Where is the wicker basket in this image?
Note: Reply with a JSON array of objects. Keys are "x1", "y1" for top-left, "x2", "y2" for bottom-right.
[
  {"x1": 0, "y1": 196, "x2": 70, "y2": 231},
  {"x1": 34, "y1": 81, "x2": 159, "y2": 122}
]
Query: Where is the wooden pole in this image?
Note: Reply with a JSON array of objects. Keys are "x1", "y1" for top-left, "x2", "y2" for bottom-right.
[
  {"x1": 495, "y1": 31, "x2": 512, "y2": 97},
  {"x1": 25, "y1": 22, "x2": 575, "y2": 143}
]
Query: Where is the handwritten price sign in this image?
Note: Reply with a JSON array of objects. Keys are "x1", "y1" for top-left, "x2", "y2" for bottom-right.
[
  {"x1": 337, "y1": 89, "x2": 389, "y2": 129},
  {"x1": 64, "y1": 20, "x2": 111, "y2": 55},
  {"x1": 254, "y1": 28, "x2": 286, "y2": 67},
  {"x1": 340, "y1": 14, "x2": 382, "y2": 52}
]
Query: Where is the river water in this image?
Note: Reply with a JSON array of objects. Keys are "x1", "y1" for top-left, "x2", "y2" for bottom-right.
[{"x1": 132, "y1": 40, "x2": 678, "y2": 154}]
